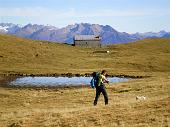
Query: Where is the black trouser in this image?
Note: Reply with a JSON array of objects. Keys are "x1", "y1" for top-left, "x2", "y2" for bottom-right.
[{"x1": 94, "y1": 85, "x2": 108, "y2": 105}]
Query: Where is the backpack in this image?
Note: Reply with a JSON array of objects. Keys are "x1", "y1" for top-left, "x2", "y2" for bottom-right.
[{"x1": 90, "y1": 72, "x2": 100, "y2": 88}]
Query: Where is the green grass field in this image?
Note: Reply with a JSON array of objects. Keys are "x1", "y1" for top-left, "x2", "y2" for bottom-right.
[{"x1": 0, "y1": 34, "x2": 170, "y2": 127}]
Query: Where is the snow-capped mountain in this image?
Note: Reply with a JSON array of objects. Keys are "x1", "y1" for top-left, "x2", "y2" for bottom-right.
[{"x1": 0, "y1": 23, "x2": 21, "y2": 34}]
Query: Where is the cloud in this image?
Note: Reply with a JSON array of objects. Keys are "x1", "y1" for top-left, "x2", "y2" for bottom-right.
[
  {"x1": 0, "y1": 7, "x2": 75, "y2": 17},
  {"x1": 0, "y1": 7, "x2": 169, "y2": 18}
]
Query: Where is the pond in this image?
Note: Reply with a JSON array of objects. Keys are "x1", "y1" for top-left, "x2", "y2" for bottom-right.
[{"x1": 9, "y1": 76, "x2": 131, "y2": 87}]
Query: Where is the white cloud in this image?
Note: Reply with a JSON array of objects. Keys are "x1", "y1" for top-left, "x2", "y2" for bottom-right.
[
  {"x1": 0, "y1": 7, "x2": 169, "y2": 18},
  {"x1": 0, "y1": 7, "x2": 169, "y2": 29},
  {"x1": 0, "y1": 7, "x2": 76, "y2": 17}
]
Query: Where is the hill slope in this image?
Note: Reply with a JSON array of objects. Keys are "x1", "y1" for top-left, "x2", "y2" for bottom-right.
[
  {"x1": 0, "y1": 35, "x2": 170, "y2": 127},
  {"x1": 0, "y1": 34, "x2": 170, "y2": 76}
]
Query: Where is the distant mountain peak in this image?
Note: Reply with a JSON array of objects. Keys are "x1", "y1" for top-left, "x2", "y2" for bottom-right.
[{"x1": 0, "y1": 22, "x2": 169, "y2": 44}]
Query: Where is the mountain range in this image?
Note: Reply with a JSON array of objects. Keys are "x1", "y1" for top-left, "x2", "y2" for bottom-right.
[{"x1": 0, "y1": 23, "x2": 170, "y2": 44}]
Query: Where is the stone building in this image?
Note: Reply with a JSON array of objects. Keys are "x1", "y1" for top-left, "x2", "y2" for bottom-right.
[{"x1": 74, "y1": 35, "x2": 101, "y2": 47}]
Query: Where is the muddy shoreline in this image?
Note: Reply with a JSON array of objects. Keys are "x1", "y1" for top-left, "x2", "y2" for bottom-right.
[{"x1": 0, "y1": 72, "x2": 147, "y2": 78}]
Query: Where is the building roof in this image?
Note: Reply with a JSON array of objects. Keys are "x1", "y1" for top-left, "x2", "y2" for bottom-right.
[{"x1": 74, "y1": 35, "x2": 101, "y2": 41}]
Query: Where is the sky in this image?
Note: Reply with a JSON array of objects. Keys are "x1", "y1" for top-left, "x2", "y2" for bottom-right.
[{"x1": 0, "y1": 0, "x2": 170, "y2": 33}]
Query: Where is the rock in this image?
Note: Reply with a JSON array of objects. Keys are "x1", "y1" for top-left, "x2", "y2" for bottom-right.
[
  {"x1": 75, "y1": 74, "x2": 81, "y2": 77},
  {"x1": 136, "y1": 96, "x2": 146, "y2": 101},
  {"x1": 66, "y1": 73, "x2": 73, "y2": 77},
  {"x1": 85, "y1": 73, "x2": 90, "y2": 77}
]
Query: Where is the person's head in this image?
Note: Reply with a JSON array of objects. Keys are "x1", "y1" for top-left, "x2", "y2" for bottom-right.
[{"x1": 101, "y1": 70, "x2": 107, "y2": 76}]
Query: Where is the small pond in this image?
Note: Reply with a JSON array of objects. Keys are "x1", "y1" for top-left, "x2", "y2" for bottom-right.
[{"x1": 9, "y1": 76, "x2": 131, "y2": 87}]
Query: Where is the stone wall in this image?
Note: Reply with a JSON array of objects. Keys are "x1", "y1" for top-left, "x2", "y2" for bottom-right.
[{"x1": 74, "y1": 40, "x2": 101, "y2": 47}]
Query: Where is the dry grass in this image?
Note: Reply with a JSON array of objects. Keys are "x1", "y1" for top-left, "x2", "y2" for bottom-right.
[
  {"x1": 0, "y1": 34, "x2": 170, "y2": 76},
  {"x1": 0, "y1": 74, "x2": 169, "y2": 127},
  {"x1": 0, "y1": 35, "x2": 170, "y2": 126}
]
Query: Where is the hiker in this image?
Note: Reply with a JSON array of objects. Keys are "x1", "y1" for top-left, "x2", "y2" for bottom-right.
[{"x1": 93, "y1": 70, "x2": 109, "y2": 106}]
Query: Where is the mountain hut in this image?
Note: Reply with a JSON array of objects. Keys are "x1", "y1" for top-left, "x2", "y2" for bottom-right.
[{"x1": 74, "y1": 35, "x2": 101, "y2": 47}]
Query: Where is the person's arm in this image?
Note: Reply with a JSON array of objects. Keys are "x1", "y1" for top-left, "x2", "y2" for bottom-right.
[{"x1": 102, "y1": 75, "x2": 109, "y2": 83}]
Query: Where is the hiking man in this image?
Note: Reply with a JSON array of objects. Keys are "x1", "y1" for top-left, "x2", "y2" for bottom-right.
[{"x1": 93, "y1": 70, "x2": 109, "y2": 106}]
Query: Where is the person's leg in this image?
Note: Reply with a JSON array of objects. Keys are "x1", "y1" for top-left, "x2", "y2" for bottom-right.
[
  {"x1": 101, "y1": 85, "x2": 108, "y2": 105},
  {"x1": 94, "y1": 87, "x2": 101, "y2": 106}
]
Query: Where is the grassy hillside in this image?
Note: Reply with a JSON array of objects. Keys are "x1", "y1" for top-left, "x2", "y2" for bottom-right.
[
  {"x1": 0, "y1": 35, "x2": 170, "y2": 127},
  {"x1": 0, "y1": 34, "x2": 170, "y2": 76}
]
